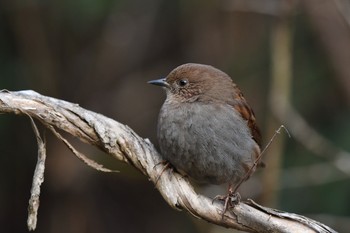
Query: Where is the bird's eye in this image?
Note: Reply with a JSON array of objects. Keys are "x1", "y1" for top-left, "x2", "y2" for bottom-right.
[{"x1": 178, "y1": 79, "x2": 188, "y2": 87}]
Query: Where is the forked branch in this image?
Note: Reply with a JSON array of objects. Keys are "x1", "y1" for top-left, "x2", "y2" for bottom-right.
[{"x1": 0, "y1": 90, "x2": 337, "y2": 233}]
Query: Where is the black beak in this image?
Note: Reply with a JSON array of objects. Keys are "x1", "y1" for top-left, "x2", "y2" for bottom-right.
[{"x1": 147, "y1": 78, "x2": 169, "y2": 87}]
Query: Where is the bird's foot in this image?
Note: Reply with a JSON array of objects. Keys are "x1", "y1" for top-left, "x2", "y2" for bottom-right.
[{"x1": 212, "y1": 191, "x2": 241, "y2": 219}]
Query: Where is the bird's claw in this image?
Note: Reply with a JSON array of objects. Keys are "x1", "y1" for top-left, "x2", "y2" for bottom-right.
[{"x1": 212, "y1": 192, "x2": 241, "y2": 219}]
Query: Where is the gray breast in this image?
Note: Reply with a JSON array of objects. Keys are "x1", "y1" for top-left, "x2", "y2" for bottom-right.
[{"x1": 157, "y1": 102, "x2": 257, "y2": 185}]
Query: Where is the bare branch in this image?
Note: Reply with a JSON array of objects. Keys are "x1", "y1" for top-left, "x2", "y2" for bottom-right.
[
  {"x1": 0, "y1": 90, "x2": 337, "y2": 233},
  {"x1": 26, "y1": 115, "x2": 46, "y2": 231}
]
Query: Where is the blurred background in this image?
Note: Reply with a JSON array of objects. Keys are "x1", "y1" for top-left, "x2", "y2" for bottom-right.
[{"x1": 0, "y1": 0, "x2": 350, "y2": 232}]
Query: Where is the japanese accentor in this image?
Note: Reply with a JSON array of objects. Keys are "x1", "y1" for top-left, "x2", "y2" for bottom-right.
[{"x1": 148, "y1": 63, "x2": 261, "y2": 203}]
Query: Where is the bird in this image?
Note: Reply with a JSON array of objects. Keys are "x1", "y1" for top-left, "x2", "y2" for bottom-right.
[{"x1": 148, "y1": 63, "x2": 262, "y2": 214}]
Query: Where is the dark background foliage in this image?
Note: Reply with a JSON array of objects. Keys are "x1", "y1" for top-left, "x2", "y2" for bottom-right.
[{"x1": 0, "y1": 0, "x2": 349, "y2": 232}]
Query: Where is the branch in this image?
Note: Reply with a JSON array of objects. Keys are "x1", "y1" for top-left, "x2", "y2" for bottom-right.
[
  {"x1": 0, "y1": 90, "x2": 337, "y2": 233},
  {"x1": 27, "y1": 115, "x2": 46, "y2": 231}
]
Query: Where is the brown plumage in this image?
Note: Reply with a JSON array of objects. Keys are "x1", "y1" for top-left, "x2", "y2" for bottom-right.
[{"x1": 149, "y1": 63, "x2": 262, "y2": 212}]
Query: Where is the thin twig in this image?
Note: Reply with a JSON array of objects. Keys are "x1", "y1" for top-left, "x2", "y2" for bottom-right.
[
  {"x1": 233, "y1": 125, "x2": 290, "y2": 192},
  {"x1": 47, "y1": 125, "x2": 118, "y2": 173}
]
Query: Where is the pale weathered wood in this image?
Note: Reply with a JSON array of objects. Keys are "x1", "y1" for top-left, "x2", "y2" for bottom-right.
[{"x1": 0, "y1": 90, "x2": 337, "y2": 233}]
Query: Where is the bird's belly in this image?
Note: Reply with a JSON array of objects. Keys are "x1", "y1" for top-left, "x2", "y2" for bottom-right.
[{"x1": 158, "y1": 103, "x2": 257, "y2": 185}]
